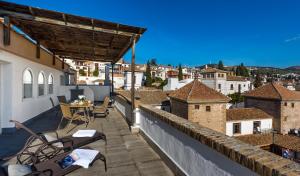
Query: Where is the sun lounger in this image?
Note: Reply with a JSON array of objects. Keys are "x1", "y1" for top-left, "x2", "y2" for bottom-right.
[
  {"x1": 0, "y1": 147, "x2": 106, "y2": 176},
  {"x1": 8, "y1": 120, "x2": 106, "y2": 165}
]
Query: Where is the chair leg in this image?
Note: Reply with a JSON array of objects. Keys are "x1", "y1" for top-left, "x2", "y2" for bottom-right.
[
  {"x1": 102, "y1": 133, "x2": 107, "y2": 145},
  {"x1": 99, "y1": 153, "x2": 107, "y2": 172}
]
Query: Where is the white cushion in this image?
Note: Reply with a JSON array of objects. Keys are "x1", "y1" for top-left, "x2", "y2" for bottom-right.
[
  {"x1": 44, "y1": 134, "x2": 64, "y2": 148},
  {"x1": 7, "y1": 164, "x2": 31, "y2": 176}
]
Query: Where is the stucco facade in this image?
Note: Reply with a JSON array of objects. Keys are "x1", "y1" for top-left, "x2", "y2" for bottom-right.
[
  {"x1": 171, "y1": 98, "x2": 226, "y2": 133},
  {"x1": 245, "y1": 97, "x2": 300, "y2": 134}
]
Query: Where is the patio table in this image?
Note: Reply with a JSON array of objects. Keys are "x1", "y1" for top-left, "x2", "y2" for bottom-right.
[{"x1": 69, "y1": 101, "x2": 94, "y2": 121}]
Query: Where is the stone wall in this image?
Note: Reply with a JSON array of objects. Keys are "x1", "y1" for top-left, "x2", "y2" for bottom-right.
[
  {"x1": 281, "y1": 101, "x2": 300, "y2": 134},
  {"x1": 170, "y1": 99, "x2": 189, "y2": 119},
  {"x1": 188, "y1": 103, "x2": 226, "y2": 133},
  {"x1": 245, "y1": 97, "x2": 281, "y2": 132},
  {"x1": 139, "y1": 104, "x2": 300, "y2": 176}
]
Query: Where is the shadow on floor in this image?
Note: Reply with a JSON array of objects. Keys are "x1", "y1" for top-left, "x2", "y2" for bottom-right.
[{"x1": 0, "y1": 108, "x2": 63, "y2": 164}]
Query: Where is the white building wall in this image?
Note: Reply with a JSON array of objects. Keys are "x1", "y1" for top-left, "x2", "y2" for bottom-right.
[
  {"x1": 163, "y1": 78, "x2": 193, "y2": 91},
  {"x1": 0, "y1": 50, "x2": 66, "y2": 130},
  {"x1": 139, "y1": 108, "x2": 257, "y2": 176},
  {"x1": 226, "y1": 119, "x2": 272, "y2": 136},
  {"x1": 124, "y1": 71, "x2": 143, "y2": 90},
  {"x1": 201, "y1": 79, "x2": 216, "y2": 89}
]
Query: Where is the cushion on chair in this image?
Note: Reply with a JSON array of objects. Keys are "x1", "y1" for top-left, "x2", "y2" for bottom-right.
[
  {"x1": 7, "y1": 164, "x2": 32, "y2": 176},
  {"x1": 44, "y1": 134, "x2": 64, "y2": 148}
]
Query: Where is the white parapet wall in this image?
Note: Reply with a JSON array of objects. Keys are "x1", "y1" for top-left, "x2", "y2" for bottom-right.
[
  {"x1": 139, "y1": 105, "x2": 257, "y2": 176},
  {"x1": 114, "y1": 97, "x2": 300, "y2": 176}
]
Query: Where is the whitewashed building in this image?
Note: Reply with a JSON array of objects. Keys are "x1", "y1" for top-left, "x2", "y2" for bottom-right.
[
  {"x1": 124, "y1": 70, "x2": 144, "y2": 90},
  {"x1": 163, "y1": 78, "x2": 193, "y2": 91},
  {"x1": 200, "y1": 67, "x2": 251, "y2": 95},
  {"x1": 0, "y1": 24, "x2": 78, "y2": 133},
  {"x1": 226, "y1": 108, "x2": 273, "y2": 136}
]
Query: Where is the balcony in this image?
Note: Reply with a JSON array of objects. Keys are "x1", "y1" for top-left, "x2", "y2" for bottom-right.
[{"x1": 0, "y1": 105, "x2": 173, "y2": 176}]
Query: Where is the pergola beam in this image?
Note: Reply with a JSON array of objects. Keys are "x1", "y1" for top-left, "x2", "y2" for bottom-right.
[
  {"x1": 3, "y1": 16, "x2": 10, "y2": 45},
  {"x1": 0, "y1": 9, "x2": 140, "y2": 37}
]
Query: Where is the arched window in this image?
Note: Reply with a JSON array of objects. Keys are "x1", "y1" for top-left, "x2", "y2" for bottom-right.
[
  {"x1": 38, "y1": 72, "x2": 45, "y2": 96},
  {"x1": 48, "y1": 74, "x2": 54, "y2": 94},
  {"x1": 23, "y1": 69, "x2": 33, "y2": 98}
]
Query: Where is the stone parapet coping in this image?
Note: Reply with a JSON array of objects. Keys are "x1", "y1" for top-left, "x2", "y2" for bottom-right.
[{"x1": 139, "y1": 104, "x2": 300, "y2": 176}]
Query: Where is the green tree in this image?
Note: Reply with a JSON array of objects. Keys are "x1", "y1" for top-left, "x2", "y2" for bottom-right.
[
  {"x1": 145, "y1": 60, "x2": 152, "y2": 87},
  {"x1": 149, "y1": 58, "x2": 157, "y2": 66},
  {"x1": 236, "y1": 63, "x2": 249, "y2": 77},
  {"x1": 254, "y1": 74, "x2": 263, "y2": 88},
  {"x1": 218, "y1": 60, "x2": 224, "y2": 70},
  {"x1": 178, "y1": 64, "x2": 183, "y2": 81},
  {"x1": 79, "y1": 69, "x2": 86, "y2": 76},
  {"x1": 93, "y1": 67, "x2": 99, "y2": 77},
  {"x1": 228, "y1": 93, "x2": 244, "y2": 104}
]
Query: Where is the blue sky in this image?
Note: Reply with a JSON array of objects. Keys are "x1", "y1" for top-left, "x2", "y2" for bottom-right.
[{"x1": 6, "y1": 0, "x2": 300, "y2": 68}]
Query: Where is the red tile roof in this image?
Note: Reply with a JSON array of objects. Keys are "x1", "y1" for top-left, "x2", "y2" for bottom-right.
[
  {"x1": 201, "y1": 67, "x2": 228, "y2": 73},
  {"x1": 244, "y1": 82, "x2": 300, "y2": 100},
  {"x1": 236, "y1": 134, "x2": 300, "y2": 152},
  {"x1": 226, "y1": 108, "x2": 273, "y2": 121},
  {"x1": 226, "y1": 75, "x2": 248, "y2": 82},
  {"x1": 169, "y1": 80, "x2": 230, "y2": 103}
]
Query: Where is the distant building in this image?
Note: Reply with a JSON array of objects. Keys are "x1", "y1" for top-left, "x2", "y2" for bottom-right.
[
  {"x1": 200, "y1": 67, "x2": 251, "y2": 95},
  {"x1": 124, "y1": 69, "x2": 144, "y2": 90},
  {"x1": 163, "y1": 78, "x2": 193, "y2": 91},
  {"x1": 237, "y1": 133, "x2": 300, "y2": 162},
  {"x1": 244, "y1": 82, "x2": 300, "y2": 134},
  {"x1": 226, "y1": 108, "x2": 273, "y2": 136},
  {"x1": 169, "y1": 80, "x2": 230, "y2": 133}
]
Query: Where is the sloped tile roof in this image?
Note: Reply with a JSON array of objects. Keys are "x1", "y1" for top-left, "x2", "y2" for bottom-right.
[
  {"x1": 116, "y1": 90, "x2": 171, "y2": 105},
  {"x1": 201, "y1": 67, "x2": 228, "y2": 73},
  {"x1": 169, "y1": 80, "x2": 230, "y2": 103},
  {"x1": 226, "y1": 108, "x2": 273, "y2": 121},
  {"x1": 244, "y1": 82, "x2": 300, "y2": 100},
  {"x1": 226, "y1": 75, "x2": 248, "y2": 82},
  {"x1": 236, "y1": 134, "x2": 300, "y2": 152}
]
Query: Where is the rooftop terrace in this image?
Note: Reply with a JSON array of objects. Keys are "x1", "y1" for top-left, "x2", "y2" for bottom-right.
[{"x1": 0, "y1": 106, "x2": 173, "y2": 176}]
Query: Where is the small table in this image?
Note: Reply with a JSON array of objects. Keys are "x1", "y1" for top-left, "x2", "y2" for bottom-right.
[{"x1": 69, "y1": 101, "x2": 94, "y2": 121}]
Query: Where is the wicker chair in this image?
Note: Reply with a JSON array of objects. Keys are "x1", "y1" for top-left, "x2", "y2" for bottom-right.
[
  {"x1": 93, "y1": 97, "x2": 110, "y2": 116},
  {"x1": 60, "y1": 103, "x2": 89, "y2": 129}
]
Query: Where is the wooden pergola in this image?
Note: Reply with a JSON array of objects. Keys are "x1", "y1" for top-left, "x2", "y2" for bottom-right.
[{"x1": 0, "y1": 0, "x2": 146, "y2": 115}]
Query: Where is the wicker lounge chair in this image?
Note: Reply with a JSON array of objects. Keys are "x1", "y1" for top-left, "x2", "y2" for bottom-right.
[
  {"x1": 0, "y1": 147, "x2": 106, "y2": 176},
  {"x1": 6, "y1": 120, "x2": 106, "y2": 165}
]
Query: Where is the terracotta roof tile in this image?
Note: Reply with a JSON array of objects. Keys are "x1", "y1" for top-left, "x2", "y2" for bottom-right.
[
  {"x1": 236, "y1": 134, "x2": 300, "y2": 152},
  {"x1": 116, "y1": 90, "x2": 170, "y2": 105},
  {"x1": 169, "y1": 80, "x2": 230, "y2": 103},
  {"x1": 226, "y1": 75, "x2": 248, "y2": 82},
  {"x1": 244, "y1": 82, "x2": 300, "y2": 100},
  {"x1": 201, "y1": 67, "x2": 228, "y2": 73},
  {"x1": 226, "y1": 108, "x2": 273, "y2": 121}
]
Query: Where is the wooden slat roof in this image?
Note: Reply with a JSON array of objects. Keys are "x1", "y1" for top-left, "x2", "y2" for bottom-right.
[{"x1": 0, "y1": 0, "x2": 146, "y2": 63}]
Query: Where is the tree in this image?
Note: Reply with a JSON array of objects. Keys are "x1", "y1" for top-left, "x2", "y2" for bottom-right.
[
  {"x1": 145, "y1": 60, "x2": 152, "y2": 87},
  {"x1": 93, "y1": 67, "x2": 99, "y2": 77},
  {"x1": 149, "y1": 58, "x2": 157, "y2": 66},
  {"x1": 178, "y1": 64, "x2": 183, "y2": 81},
  {"x1": 218, "y1": 60, "x2": 224, "y2": 70},
  {"x1": 235, "y1": 63, "x2": 249, "y2": 77},
  {"x1": 254, "y1": 74, "x2": 263, "y2": 88},
  {"x1": 79, "y1": 69, "x2": 86, "y2": 76},
  {"x1": 228, "y1": 93, "x2": 244, "y2": 104}
]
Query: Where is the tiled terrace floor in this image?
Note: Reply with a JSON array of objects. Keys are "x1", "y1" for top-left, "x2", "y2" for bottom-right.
[{"x1": 0, "y1": 107, "x2": 173, "y2": 176}]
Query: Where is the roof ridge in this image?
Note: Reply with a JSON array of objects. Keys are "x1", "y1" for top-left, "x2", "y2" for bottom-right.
[
  {"x1": 187, "y1": 80, "x2": 196, "y2": 101},
  {"x1": 271, "y1": 82, "x2": 283, "y2": 100}
]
